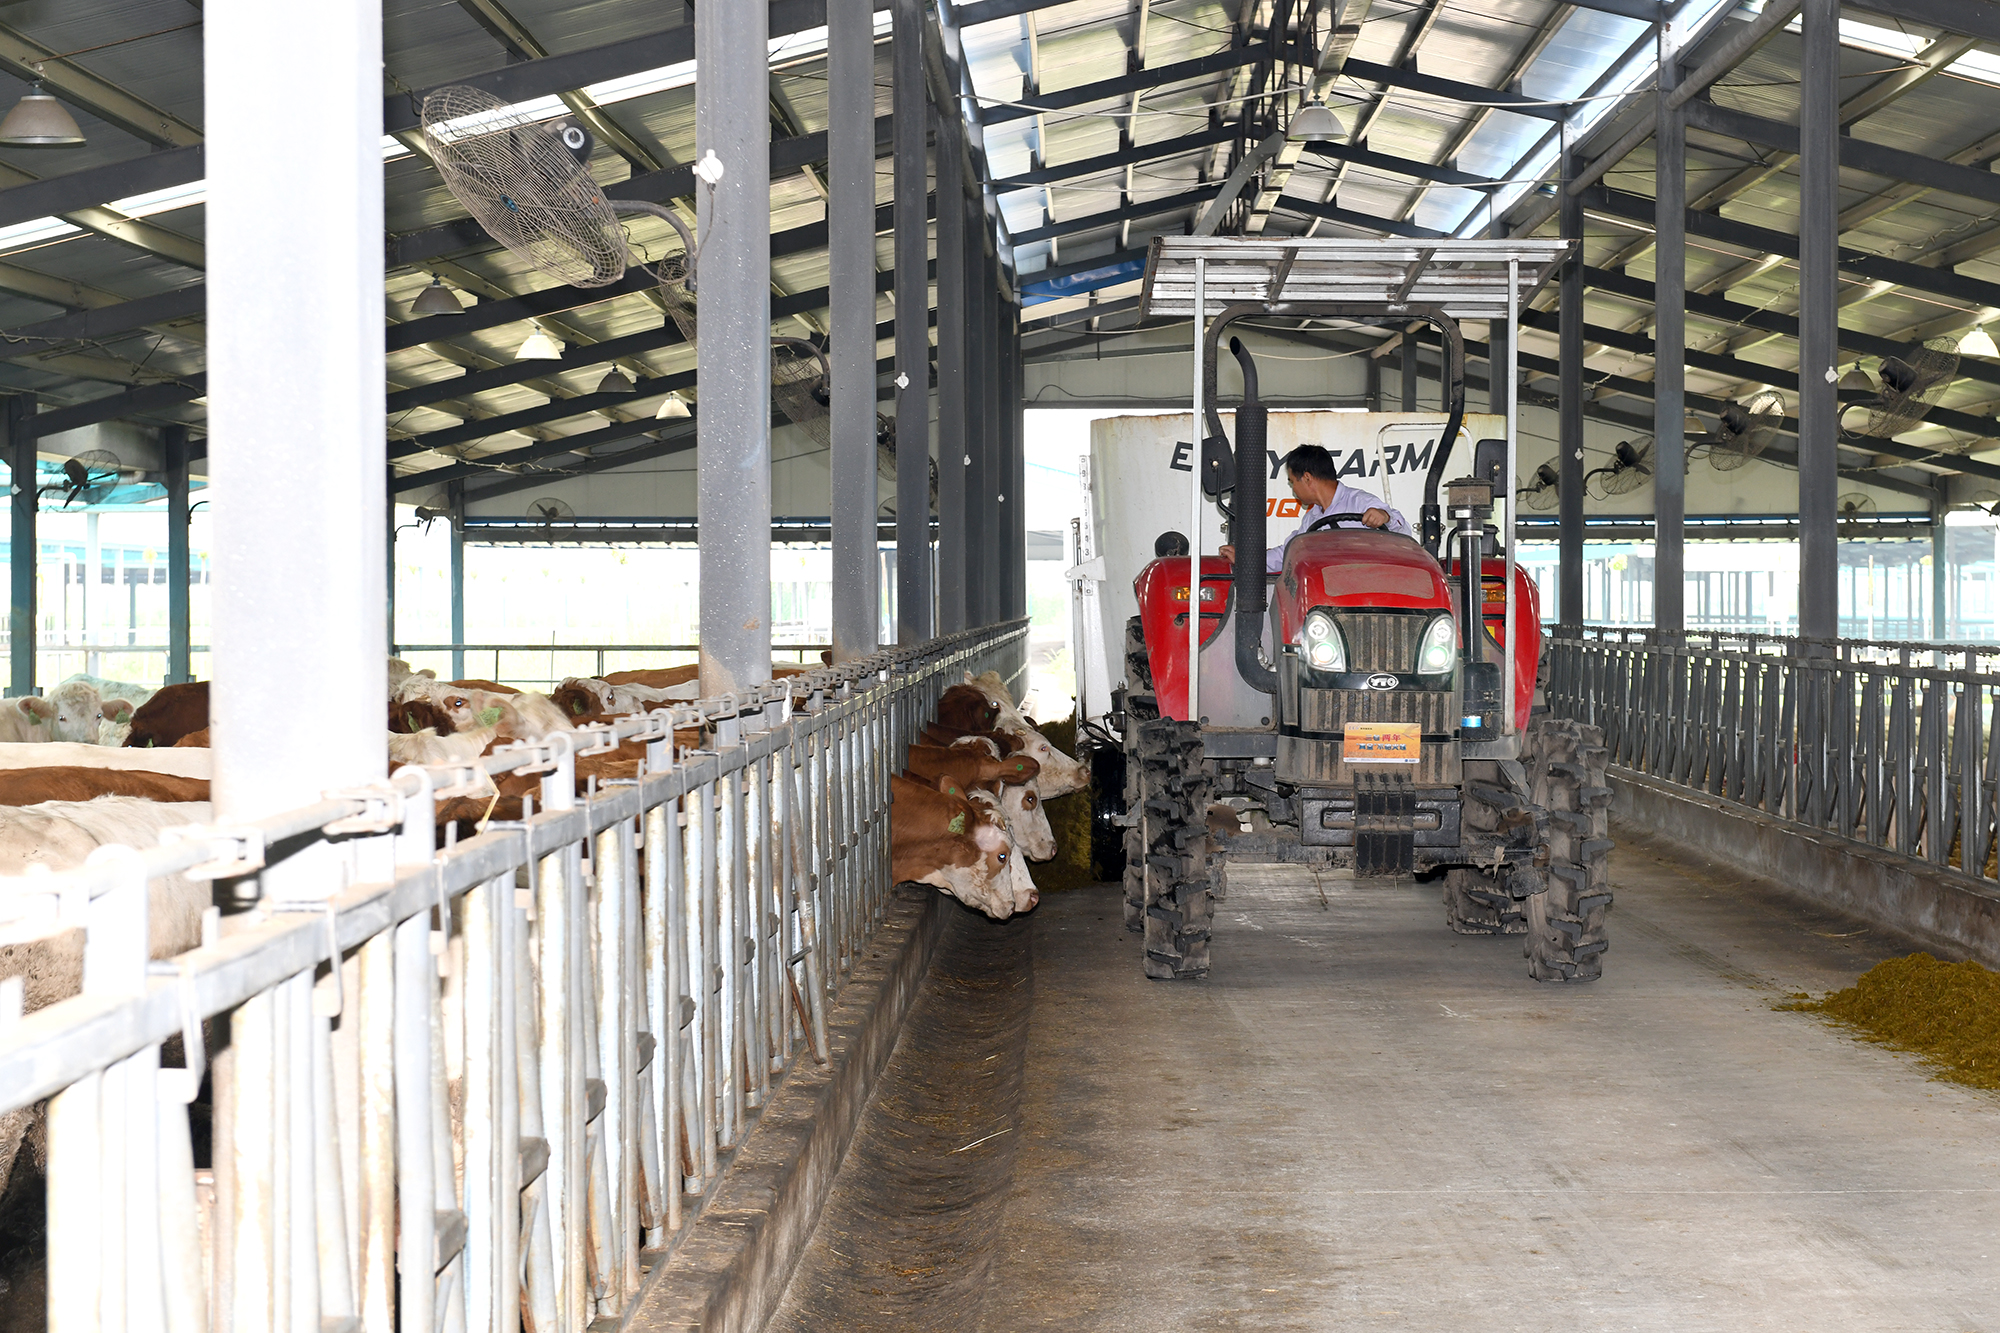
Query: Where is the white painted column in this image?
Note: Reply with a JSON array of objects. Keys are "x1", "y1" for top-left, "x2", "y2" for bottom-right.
[{"x1": 206, "y1": 5, "x2": 386, "y2": 835}]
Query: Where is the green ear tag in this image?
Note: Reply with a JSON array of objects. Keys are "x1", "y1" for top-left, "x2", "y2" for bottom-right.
[
  {"x1": 948, "y1": 812, "x2": 966, "y2": 835},
  {"x1": 476, "y1": 706, "x2": 503, "y2": 727},
  {"x1": 571, "y1": 698, "x2": 585, "y2": 714}
]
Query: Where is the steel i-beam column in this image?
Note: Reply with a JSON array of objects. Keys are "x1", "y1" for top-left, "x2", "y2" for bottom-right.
[
  {"x1": 935, "y1": 108, "x2": 968, "y2": 634},
  {"x1": 1401, "y1": 328, "x2": 1419, "y2": 412},
  {"x1": 982, "y1": 238, "x2": 1001, "y2": 628},
  {"x1": 961, "y1": 199, "x2": 986, "y2": 628},
  {"x1": 696, "y1": 0, "x2": 773, "y2": 694},
  {"x1": 972, "y1": 229, "x2": 996, "y2": 627},
  {"x1": 829, "y1": 0, "x2": 878, "y2": 661},
  {"x1": 1559, "y1": 126, "x2": 1586, "y2": 628},
  {"x1": 1488, "y1": 216, "x2": 1512, "y2": 418},
  {"x1": 164, "y1": 423, "x2": 191, "y2": 684},
  {"x1": 893, "y1": 0, "x2": 933, "y2": 645},
  {"x1": 1653, "y1": 10, "x2": 1687, "y2": 635},
  {"x1": 208, "y1": 3, "x2": 386, "y2": 850},
  {"x1": 1007, "y1": 291, "x2": 1025, "y2": 620},
  {"x1": 1797, "y1": 0, "x2": 1840, "y2": 642},
  {"x1": 447, "y1": 479, "x2": 466, "y2": 681},
  {"x1": 5, "y1": 395, "x2": 32, "y2": 697},
  {"x1": 1932, "y1": 496, "x2": 1948, "y2": 639}
]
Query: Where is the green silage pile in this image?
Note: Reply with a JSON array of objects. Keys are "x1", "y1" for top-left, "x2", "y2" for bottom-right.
[{"x1": 1790, "y1": 952, "x2": 2000, "y2": 1089}]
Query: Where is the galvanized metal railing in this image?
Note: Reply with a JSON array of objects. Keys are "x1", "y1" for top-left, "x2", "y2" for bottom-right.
[
  {"x1": 389, "y1": 644, "x2": 834, "y2": 691},
  {"x1": 0, "y1": 619, "x2": 1025, "y2": 1333},
  {"x1": 1546, "y1": 626, "x2": 2000, "y2": 878}
]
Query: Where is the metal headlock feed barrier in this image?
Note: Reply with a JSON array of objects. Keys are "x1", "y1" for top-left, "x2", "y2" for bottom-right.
[
  {"x1": 1546, "y1": 627, "x2": 2000, "y2": 878},
  {"x1": 0, "y1": 619, "x2": 1026, "y2": 1333}
]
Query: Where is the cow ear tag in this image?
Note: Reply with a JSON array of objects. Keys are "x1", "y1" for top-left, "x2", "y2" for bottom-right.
[
  {"x1": 948, "y1": 813, "x2": 966, "y2": 835},
  {"x1": 477, "y1": 706, "x2": 503, "y2": 727}
]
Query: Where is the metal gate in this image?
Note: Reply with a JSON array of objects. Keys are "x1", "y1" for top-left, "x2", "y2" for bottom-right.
[
  {"x1": 1547, "y1": 627, "x2": 2000, "y2": 878},
  {"x1": 0, "y1": 620, "x2": 1026, "y2": 1333}
]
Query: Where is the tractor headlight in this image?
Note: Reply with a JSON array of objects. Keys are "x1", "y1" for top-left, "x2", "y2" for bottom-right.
[
  {"x1": 1416, "y1": 615, "x2": 1457, "y2": 676},
  {"x1": 1300, "y1": 610, "x2": 1345, "y2": 672}
]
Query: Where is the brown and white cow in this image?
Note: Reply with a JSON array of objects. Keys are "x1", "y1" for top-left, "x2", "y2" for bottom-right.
[
  {"x1": 889, "y1": 773, "x2": 1037, "y2": 918},
  {"x1": 936, "y1": 684, "x2": 1002, "y2": 733},
  {"x1": 0, "y1": 767, "x2": 208, "y2": 806},
  {"x1": 959, "y1": 671, "x2": 1088, "y2": 796},
  {"x1": 903, "y1": 744, "x2": 1039, "y2": 790}
]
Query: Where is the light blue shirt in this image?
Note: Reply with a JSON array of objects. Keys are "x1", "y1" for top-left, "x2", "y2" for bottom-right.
[{"x1": 1264, "y1": 483, "x2": 1413, "y2": 572}]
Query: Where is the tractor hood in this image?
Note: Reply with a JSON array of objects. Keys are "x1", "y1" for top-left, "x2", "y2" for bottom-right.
[{"x1": 1275, "y1": 530, "x2": 1452, "y2": 642}]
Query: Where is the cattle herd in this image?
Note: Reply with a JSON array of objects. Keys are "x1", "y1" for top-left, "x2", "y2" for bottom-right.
[{"x1": 0, "y1": 659, "x2": 1084, "y2": 1206}]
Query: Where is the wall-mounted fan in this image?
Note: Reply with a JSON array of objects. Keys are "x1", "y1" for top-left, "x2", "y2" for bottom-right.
[
  {"x1": 525, "y1": 495, "x2": 576, "y2": 539},
  {"x1": 1840, "y1": 336, "x2": 1958, "y2": 440},
  {"x1": 1837, "y1": 491, "x2": 1878, "y2": 536},
  {"x1": 41, "y1": 449, "x2": 129, "y2": 509},
  {"x1": 421, "y1": 86, "x2": 697, "y2": 291},
  {"x1": 1692, "y1": 390, "x2": 1786, "y2": 472},
  {"x1": 1585, "y1": 439, "x2": 1654, "y2": 498},
  {"x1": 771, "y1": 336, "x2": 833, "y2": 454},
  {"x1": 1517, "y1": 462, "x2": 1560, "y2": 511}
]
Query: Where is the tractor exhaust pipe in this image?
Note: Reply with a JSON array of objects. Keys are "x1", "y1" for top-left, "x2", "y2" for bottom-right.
[
  {"x1": 1228, "y1": 337, "x2": 1278, "y2": 696},
  {"x1": 1416, "y1": 320, "x2": 1469, "y2": 556}
]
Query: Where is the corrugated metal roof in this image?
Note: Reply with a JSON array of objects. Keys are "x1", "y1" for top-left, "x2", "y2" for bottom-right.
[{"x1": 0, "y1": 0, "x2": 1993, "y2": 499}]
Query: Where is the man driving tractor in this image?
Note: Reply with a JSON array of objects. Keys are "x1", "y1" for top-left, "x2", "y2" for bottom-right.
[{"x1": 1218, "y1": 443, "x2": 1412, "y2": 571}]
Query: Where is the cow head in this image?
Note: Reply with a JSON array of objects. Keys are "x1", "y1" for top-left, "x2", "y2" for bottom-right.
[
  {"x1": 437, "y1": 693, "x2": 505, "y2": 732},
  {"x1": 43, "y1": 681, "x2": 104, "y2": 743},
  {"x1": 891, "y1": 773, "x2": 1035, "y2": 920},
  {"x1": 1001, "y1": 783, "x2": 1056, "y2": 861},
  {"x1": 936, "y1": 684, "x2": 1002, "y2": 733}
]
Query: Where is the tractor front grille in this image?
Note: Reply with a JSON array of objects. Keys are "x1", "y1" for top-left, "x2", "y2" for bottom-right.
[
  {"x1": 1333, "y1": 611, "x2": 1430, "y2": 674},
  {"x1": 1297, "y1": 687, "x2": 1455, "y2": 735}
]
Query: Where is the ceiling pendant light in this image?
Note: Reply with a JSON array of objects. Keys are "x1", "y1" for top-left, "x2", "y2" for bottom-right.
[
  {"x1": 596, "y1": 368, "x2": 636, "y2": 394},
  {"x1": 1960, "y1": 325, "x2": 1999, "y2": 359},
  {"x1": 515, "y1": 326, "x2": 564, "y2": 360},
  {"x1": 410, "y1": 275, "x2": 465, "y2": 316},
  {"x1": 1838, "y1": 362, "x2": 1876, "y2": 392},
  {"x1": 656, "y1": 392, "x2": 691, "y2": 419},
  {"x1": 1682, "y1": 409, "x2": 1705, "y2": 437},
  {"x1": 0, "y1": 82, "x2": 84, "y2": 148},
  {"x1": 1286, "y1": 97, "x2": 1343, "y2": 142}
]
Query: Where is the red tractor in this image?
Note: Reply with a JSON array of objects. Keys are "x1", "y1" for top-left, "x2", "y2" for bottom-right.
[{"x1": 1113, "y1": 239, "x2": 1610, "y2": 983}]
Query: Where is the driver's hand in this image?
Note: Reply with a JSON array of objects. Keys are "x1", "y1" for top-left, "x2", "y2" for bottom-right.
[
  {"x1": 1363, "y1": 508, "x2": 1389, "y2": 529},
  {"x1": 1219, "y1": 545, "x2": 1235, "y2": 562}
]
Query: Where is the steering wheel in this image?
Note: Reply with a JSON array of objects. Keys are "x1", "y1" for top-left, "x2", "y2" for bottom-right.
[{"x1": 1304, "y1": 511, "x2": 1375, "y2": 534}]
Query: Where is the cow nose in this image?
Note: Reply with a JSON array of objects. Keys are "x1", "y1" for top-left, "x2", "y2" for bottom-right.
[{"x1": 1025, "y1": 890, "x2": 1039, "y2": 909}]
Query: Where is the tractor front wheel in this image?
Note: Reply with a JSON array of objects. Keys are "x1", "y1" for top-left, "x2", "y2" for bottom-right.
[
  {"x1": 1520, "y1": 716, "x2": 1614, "y2": 982},
  {"x1": 1443, "y1": 866, "x2": 1527, "y2": 935}
]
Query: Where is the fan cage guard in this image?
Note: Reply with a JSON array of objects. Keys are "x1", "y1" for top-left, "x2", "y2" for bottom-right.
[{"x1": 422, "y1": 85, "x2": 627, "y2": 290}]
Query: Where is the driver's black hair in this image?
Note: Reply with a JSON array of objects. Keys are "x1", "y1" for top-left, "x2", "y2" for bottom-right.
[{"x1": 1282, "y1": 444, "x2": 1339, "y2": 483}]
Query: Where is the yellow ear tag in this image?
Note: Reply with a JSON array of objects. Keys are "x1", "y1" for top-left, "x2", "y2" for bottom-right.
[
  {"x1": 948, "y1": 813, "x2": 966, "y2": 835},
  {"x1": 476, "y1": 706, "x2": 503, "y2": 727}
]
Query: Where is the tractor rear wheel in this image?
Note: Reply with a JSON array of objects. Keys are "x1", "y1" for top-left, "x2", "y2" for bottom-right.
[
  {"x1": 1121, "y1": 615, "x2": 1153, "y2": 933},
  {"x1": 1520, "y1": 716, "x2": 1614, "y2": 982}
]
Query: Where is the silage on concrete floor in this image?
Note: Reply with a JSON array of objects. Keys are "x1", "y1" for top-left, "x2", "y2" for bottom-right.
[{"x1": 1788, "y1": 952, "x2": 2000, "y2": 1090}]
